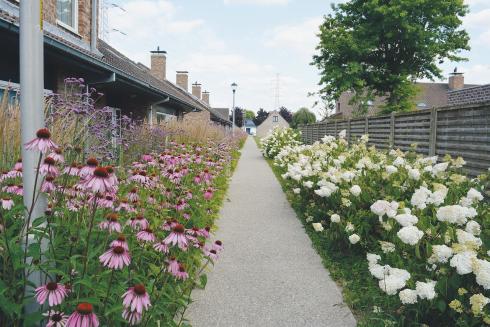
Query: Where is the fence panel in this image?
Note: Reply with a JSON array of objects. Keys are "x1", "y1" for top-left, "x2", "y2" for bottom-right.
[{"x1": 299, "y1": 102, "x2": 490, "y2": 176}]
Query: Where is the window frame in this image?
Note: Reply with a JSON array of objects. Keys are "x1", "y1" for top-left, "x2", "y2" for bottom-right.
[
  {"x1": 272, "y1": 115, "x2": 279, "y2": 122},
  {"x1": 56, "y1": 0, "x2": 79, "y2": 34}
]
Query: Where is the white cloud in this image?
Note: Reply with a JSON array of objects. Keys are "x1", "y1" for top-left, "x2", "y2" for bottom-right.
[
  {"x1": 461, "y1": 64, "x2": 490, "y2": 84},
  {"x1": 464, "y1": 8, "x2": 490, "y2": 27},
  {"x1": 264, "y1": 17, "x2": 322, "y2": 57},
  {"x1": 223, "y1": 0, "x2": 289, "y2": 5}
]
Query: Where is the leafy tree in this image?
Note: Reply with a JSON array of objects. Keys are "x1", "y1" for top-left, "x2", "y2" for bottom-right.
[
  {"x1": 244, "y1": 110, "x2": 256, "y2": 120},
  {"x1": 253, "y1": 108, "x2": 269, "y2": 126},
  {"x1": 312, "y1": 0, "x2": 470, "y2": 113},
  {"x1": 230, "y1": 107, "x2": 244, "y2": 127},
  {"x1": 291, "y1": 107, "x2": 316, "y2": 128},
  {"x1": 278, "y1": 107, "x2": 293, "y2": 123}
]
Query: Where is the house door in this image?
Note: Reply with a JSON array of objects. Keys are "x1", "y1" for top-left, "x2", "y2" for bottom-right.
[{"x1": 246, "y1": 128, "x2": 251, "y2": 134}]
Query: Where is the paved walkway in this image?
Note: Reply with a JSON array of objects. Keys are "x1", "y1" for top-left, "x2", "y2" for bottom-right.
[{"x1": 186, "y1": 137, "x2": 356, "y2": 327}]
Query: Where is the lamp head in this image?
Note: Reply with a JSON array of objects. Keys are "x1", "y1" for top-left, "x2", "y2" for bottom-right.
[{"x1": 231, "y1": 82, "x2": 238, "y2": 92}]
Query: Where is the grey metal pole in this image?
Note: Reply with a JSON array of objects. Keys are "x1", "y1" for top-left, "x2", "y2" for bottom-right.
[
  {"x1": 20, "y1": 0, "x2": 46, "y2": 313},
  {"x1": 232, "y1": 90, "x2": 236, "y2": 136}
]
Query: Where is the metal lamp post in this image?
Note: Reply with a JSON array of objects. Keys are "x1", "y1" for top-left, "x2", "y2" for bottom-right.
[{"x1": 231, "y1": 82, "x2": 237, "y2": 135}]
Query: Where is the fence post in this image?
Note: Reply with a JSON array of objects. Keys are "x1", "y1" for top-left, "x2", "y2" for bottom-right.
[
  {"x1": 389, "y1": 112, "x2": 395, "y2": 148},
  {"x1": 347, "y1": 119, "x2": 351, "y2": 144},
  {"x1": 429, "y1": 107, "x2": 438, "y2": 156}
]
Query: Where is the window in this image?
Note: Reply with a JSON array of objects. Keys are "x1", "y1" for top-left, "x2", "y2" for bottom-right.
[
  {"x1": 273, "y1": 115, "x2": 278, "y2": 122},
  {"x1": 366, "y1": 100, "x2": 374, "y2": 106},
  {"x1": 417, "y1": 102, "x2": 428, "y2": 109},
  {"x1": 57, "y1": 0, "x2": 78, "y2": 32},
  {"x1": 156, "y1": 112, "x2": 174, "y2": 124}
]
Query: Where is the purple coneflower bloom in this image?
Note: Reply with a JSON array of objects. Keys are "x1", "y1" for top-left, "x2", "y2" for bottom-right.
[
  {"x1": 39, "y1": 157, "x2": 59, "y2": 177},
  {"x1": 79, "y1": 158, "x2": 98, "y2": 179},
  {"x1": 129, "y1": 215, "x2": 149, "y2": 230},
  {"x1": 205, "y1": 248, "x2": 219, "y2": 261},
  {"x1": 35, "y1": 282, "x2": 68, "y2": 306},
  {"x1": 41, "y1": 176, "x2": 57, "y2": 193},
  {"x1": 8, "y1": 168, "x2": 22, "y2": 178},
  {"x1": 43, "y1": 311, "x2": 68, "y2": 327},
  {"x1": 99, "y1": 246, "x2": 131, "y2": 270},
  {"x1": 213, "y1": 240, "x2": 224, "y2": 252},
  {"x1": 110, "y1": 234, "x2": 129, "y2": 250},
  {"x1": 84, "y1": 167, "x2": 114, "y2": 194},
  {"x1": 163, "y1": 224, "x2": 188, "y2": 250},
  {"x1": 175, "y1": 264, "x2": 189, "y2": 280},
  {"x1": 203, "y1": 188, "x2": 214, "y2": 200},
  {"x1": 153, "y1": 240, "x2": 169, "y2": 253},
  {"x1": 48, "y1": 148, "x2": 65, "y2": 163},
  {"x1": 66, "y1": 303, "x2": 99, "y2": 327},
  {"x1": 63, "y1": 162, "x2": 80, "y2": 176},
  {"x1": 1, "y1": 197, "x2": 14, "y2": 210},
  {"x1": 122, "y1": 309, "x2": 142, "y2": 326},
  {"x1": 136, "y1": 228, "x2": 156, "y2": 243},
  {"x1": 122, "y1": 284, "x2": 151, "y2": 314},
  {"x1": 166, "y1": 257, "x2": 180, "y2": 275},
  {"x1": 25, "y1": 128, "x2": 58, "y2": 153},
  {"x1": 128, "y1": 188, "x2": 139, "y2": 202},
  {"x1": 99, "y1": 213, "x2": 121, "y2": 233},
  {"x1": 14, "y1": 159, "x2": 22, "y2": 170}
]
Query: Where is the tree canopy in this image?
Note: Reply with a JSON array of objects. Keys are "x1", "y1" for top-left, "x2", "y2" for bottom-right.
[
  {"x1": 254, "y1": 108, "x2": 269, "y2": 126},
  {"x1": 244, "y1": 110, "x2": 256, "y2": 120},
  {"x1": 278, "y1": 107, "x2": 293, "y2": 123},
  {"x1": 312, "y1": 0, "x2": 470, "y2": 113},
  {"x1": 291, "y1": 108, "x2": 316, "y2": 128},
  {"x1": 230, "y1": 107, "x2": 244, "y2": 127}
]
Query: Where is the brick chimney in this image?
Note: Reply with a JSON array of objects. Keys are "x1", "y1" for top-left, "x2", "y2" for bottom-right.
[
  {"x1": 192, "y1": 82, "x2": 202, "y2": 99},
  {"x1": 150, "y1": 47, "x2": 167, "y2": 81},
  {"x1": 176, "y1": 71, "x2": 189, "y2": 91},
  {"x1": 449, "y1": 68, "x2": 464, "y2": 91},
  {"x1": 202, "y1": 91, "x2": 210, "y2": 105}
]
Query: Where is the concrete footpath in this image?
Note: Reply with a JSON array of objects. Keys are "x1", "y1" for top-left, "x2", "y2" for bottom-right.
[{"x1": 186, "y1": 137, "x2": 356, "y2": 327}]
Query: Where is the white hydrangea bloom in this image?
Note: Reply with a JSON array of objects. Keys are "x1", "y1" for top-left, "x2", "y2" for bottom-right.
[
  {"x1": 456, "y1": 229, "x2": 483, "y2": 249},
  {"x1": 397, "y1": 226, "x2": 424, "y2": 245},
  {"x1": 436, "y1": 205, "x2": 477, "y2": 226},
  {"x1": 330, "y1": 214, "x2": 341, "y2": 223},
  {"x1": 349, "y1": 234, "x2": 360, "y2": 244},
  {"x1": 385, "y1": 165, "x2": 398, "y2": 175},
  {"x1": 338, "y1": 129, "x2": 347, "y2": 139},
  {"x1": 408, "y1": 168, "x2": 420, "y2": 181},
  {"x1": 292, "y1": 188, "x2": 300, "y2": 194},
  {"x1": 378, "y1": 268, "x2": 411, "y2": 295},
  {"x1": 467, "y1": 188, "x2": 484, "y2": 203},
  {"x1": 411, "y1": 187, "x2": 431, "y2": 210},
  {"x1": 394, "y1": 213, "x2": 419, "y2": 227},
  {"x1": 345, "y1": 222, "x2": 354, "y2": 232},
  {"x1": 399, "y1": 289, "x2": 418, "y2": 304},
  {"x1": 431, "y1": 162, "x2": 449, "y2": 176},
  {"x1": 350, "y1": 185, "x2": 361, "y2": 197},
  {"x1": 312, "y1": 223, "x2": 324, "y2": 232},
  {"x1": 370, "y1": 200, "x2": 399, "y2": 219},
  {"x1": 450, "y1": 251, "x2": 477, "y2": 275},
  {"x1": 303, "y1": 180, "x2": 314, "y2": 188},
  {"x1": 393, "y1": 157, "x2": 405, "y2": 167},
  {"x1": 465, "y1": 220, "x2": 481, "y2": 236},
  {"x1": 473, "y1": 259, "x2": 490, "y2": 290},
  {"x1": 366, "y1": 253, "x2": 381, "y2": 266},
  {"x1": 379, "y1": 241, "x2": 396, "y2": 253},
  {"x1": 415, "y1": 280, "x2": 437, "y2": 300},
  {"x1": 429, "y1": 245, "x2": 453, "y2": 264}
]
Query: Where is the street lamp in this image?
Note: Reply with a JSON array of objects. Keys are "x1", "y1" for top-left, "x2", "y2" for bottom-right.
[{"x1": 231, "y1": 82, "x2": 237, "y2": 135}]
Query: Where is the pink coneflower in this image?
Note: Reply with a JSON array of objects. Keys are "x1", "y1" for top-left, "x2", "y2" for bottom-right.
[
  {"x1": 43, "y1": 311, "x2": 68, "y2": 327},
  {"x1": 99, "y1": 246, "x2": 131, "y2": 270},
  {"x1": 99, "y1": 213, "x2": 121, "y2": 233},
  {"x1": 79, "y1": 158, "x2": 98, "y2": 179},
  {"x1": 41, "y1": 176, "x2": 57, "y2": 193},
  {"x1": 25, "y1": 128, "x2": 58, "y2": 153},
  {"x1": 129, "y1": 215, "x2": 149, "y2": 230},
  {"x1": 14, "y1": 158, "x2": 22, "y2": 170},
  {"x1": 141, "y1": 153, "x2": 153, "y2": 162},
  {"x1": 116, "y1": 198, "x2": 131, "y2": 212},
  {"x1": 122, "y1": 309, "x2": 142, "y2": 326},
  {"x1": 63, "y1": 162, "x2": 80, "y2": 176},
  {"x1": 185, "y1": 191, "x2": 193, "y2": 200},
  {"x1": 122, "y1": 284, "x2": 151, "y2": 314},
  {"x1": 147, "y1": 195, "x2": 156, "y2": 204},
  {"x1": 163, "y1": 224, "x2": 188, "y2": 250},
  {"x1": 35, "y1": 282, "x2": 68, "y2": 306},
  {"x1": 99, "y1": 194, "x2": 115, "y2": 208},
  {"x1": 1, "y1": 197, "x2": 14, "y2": 210},
  {"x1": 8, "y1": 168, "x2": 22, "y2": 178},
  {"x1": 39, "y1": 157, "x2": 59, "y2": 177},
  {"x1": 110, "y1": 234, "x2": 129, "y2": 251},
  {"x1": 128, "y1": 188, "x2": 139, "y2": 202},
  {"x1": 49, "y1": 148, "x2": 65, "y2": 163},
  {"x1": 83, "y1": 167, "x2": 114, "y2": 194},
  {"x1": 183, "y1": 212, "x2": 191, "y2": 220},
  {"x1": 213, "y1": 240, "x2": 224, "y2": 252},
  {"x1": 175, "y1": 199, "x2": 187, "y2": 211},
  {"x1": 166, "y1": 257, "x2": 180, "y2": 275},
  {"x1": 175, "y1": 264, "x2": 189, "y2": 280},
  {"x1": 66, "y1": 303, "x2": 99, "y2": 327},
  {"x1": 129, "y1": 170, "x2": 148, "y2": 184},
  {"x1": 160, "y1": 219, "x2": 178, "y2": 231},
  {"x1": 203, "y1": 188, "x2": 213, "y2": 200},
  {"x1": 153, "y1": 240, "x2": 169, "y2": 253},
  {"x1": 106, "y1": 166, "x2": 118, "y2": 188},
  {"x1": 205, "y1": 248, "x2": 219, "y2": 261},
  {"x1": 136, "y1": 228, "x2": 156, "y2": 243}
]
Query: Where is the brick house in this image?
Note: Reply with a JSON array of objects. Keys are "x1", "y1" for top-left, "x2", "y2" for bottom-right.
[
  {"x1": 333, "y1": 72, "x2": 479, "y2": 119},
  {"x1": 0, "y1": 0, "x2": 231, "y2": 126}
]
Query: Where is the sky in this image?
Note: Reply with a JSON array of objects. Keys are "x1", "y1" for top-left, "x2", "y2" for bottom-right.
[{"x1": 106, "y1": 0, "x2": 490, "y2": 117}]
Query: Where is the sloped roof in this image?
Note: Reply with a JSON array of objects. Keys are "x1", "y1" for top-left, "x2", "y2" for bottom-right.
[{"x1": 244, "y1": 119, "x2": 256, "y2": 127}]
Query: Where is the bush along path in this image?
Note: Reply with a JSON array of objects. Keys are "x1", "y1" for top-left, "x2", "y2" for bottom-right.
[
  {"x1": 262, "y1": 128, "x2": 490, "y2": 327},
  {"x1": 185, "y1": 137, "x2": 356, "y2": 327}
]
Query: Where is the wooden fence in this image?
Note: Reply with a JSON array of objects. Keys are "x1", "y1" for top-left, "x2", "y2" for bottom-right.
[{"x1": 300, "y1": 102, "x2": 490, "y2": 176}]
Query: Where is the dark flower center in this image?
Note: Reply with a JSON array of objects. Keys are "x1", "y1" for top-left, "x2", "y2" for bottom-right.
[
  {"x1": 133, "y1": 284, "x2": 146, "y2": 295},
  {"x1": 173, "y1": 224, "x2": 185, "y2": 233},
  {"x1": 70, "y1": 162, "x2": 78, "y2": 168},
  {"x1": 76, "y1": 302, "x2": 93, "y2": 314},
  {"x1": 210, "y1": 250, "x2": 217, "y2": 254},
  {"x1": 17, "y1": 158, "x2": 22, "y2": 163},
  {"x1": 136, "y1": 215, "x2": 144, "y2": 221},
  {"x1": 45, "y1": 176, "x2": 55, "y2": 182},
  {"x1": 144, "y1": 228, "x2": 153, "y2": 234},
  {"x1": 113, "y1": 246, "x2": 125, "y2": 254},
  {"x1": 94, "y1": 167, "x2": 109, "y2": 178},
  {"x1": 86, "y1": 158, "x2": 98, "y2": 167},
  {"x1": 178, "y1": 265, "x2": 186, "y2": 272},
  {"x1": 44, "y1": 157, "x2": 56, "y2": 165},
  {"x1": 215, "y1": 240, "x2": 222, "y2": 246},
  {"x1": 106, "y1": 213, "x2": 118, "y2": 222},
  {"x1": 130, "y1": 188, "x2": 137, "y2": 193},
  {"x1": 138, "y1": 171, "x2": 147, "y2": 176},
  {"x1": 117, "y1": 235, "x2": 126, "y2": 242},
  {"x1": 55, "y1": 148, "x2": 62, "y2": 154},
  {"x1": 36, "y1": 128, "x2": 51, "y2": 139},
  {"x1": 46, "y1": 282, "x2": 58, "y2": 291},
  {"x1": 51, "y1": 313, "x2": 63, "y2": 322}
]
